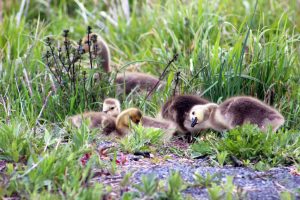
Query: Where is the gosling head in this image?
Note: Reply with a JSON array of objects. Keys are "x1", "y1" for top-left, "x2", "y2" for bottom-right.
[
  {"x1": 115, "y1": 108, "x2": 142, "y2": 136},
  {"x1": 189, "y1": 103, "x2": 219, "y2": 128},
  {"x1": 103, "y1": 98, "x2": 121, "y2": 117},
  {"x1": 116, "y1": 108, "x2": 143, "y2": 126},
  {"x1": 127, "y1": 108, "x2": 143, "y2": 124}
]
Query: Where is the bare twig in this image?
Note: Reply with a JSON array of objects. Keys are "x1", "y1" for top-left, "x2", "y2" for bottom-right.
[
  {"x1": 63, "y1": 30, "x2": 71, "y2": 71},
  {"x1": 45, "y1": 63, "x2": 62, "y2": 87},
  {"x1": 76, "y1": 39, "x2": 83, "y2": 77},
  {"x1": 58, "y1": 47, "x2": 70, "y2": 76},
  {"x1": 63, "y1": 30, "x2": 77, "y2": 94},
  {"x1": 71, "y1": 50, "x2": 76, "y2": 93},
  {"x1": 144, "y1": 53, "x2": 178, "y2": 100},
  {"x1": 83, "y1": 71, "x2": 88, "y2": 108},
  {"x1": 189, "y1": 66, "x2": 206, "y2": 83},
  {"x1": 87, "y1": 26, "x2": 93, "y2": 69},
  {"x1": 45, "y1": 38, "x2": 63, "y2": 85},
  {"x1": 173, "y1": 71, "x2": 180, "y2": 96}
]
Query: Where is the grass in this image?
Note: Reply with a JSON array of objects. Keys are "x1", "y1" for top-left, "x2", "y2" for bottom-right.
[
  {"x1": 193, "y1": 173, "x2": 221, "y2": 188},
  {"x1": 119, "y1": 124, "x2": 164, "y2": 153},
  {"x1": 190, "y1": 124, "x2": 300, "y2": 169},
  {"x1": 0, "y1": 0, "x2": 300, "y2": 199},
  {"x1": 123, "y1": 171, "x2": 186, "y2": 200}
]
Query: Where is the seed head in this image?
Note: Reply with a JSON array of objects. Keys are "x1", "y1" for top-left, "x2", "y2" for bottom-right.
[{"x1": 63, "y1": 29, "x2": 69, "y2": 38}]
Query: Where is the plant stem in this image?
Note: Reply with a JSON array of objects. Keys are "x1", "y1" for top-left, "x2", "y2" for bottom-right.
[{"x1": 144, "y1": 53, "x2": 179, "y2": 100}]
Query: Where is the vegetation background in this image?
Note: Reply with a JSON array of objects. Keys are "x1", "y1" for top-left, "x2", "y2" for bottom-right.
[{"x1": 0, "y1": 0, "x2": 299, "y2": 199}]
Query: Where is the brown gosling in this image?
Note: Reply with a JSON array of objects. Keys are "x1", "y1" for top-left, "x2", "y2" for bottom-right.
[
  {"x1": 81, "y1": 37, "x2": 165, "y2": 95},
  {"x1": 115, "y1": 72, "x2": 165, "y2": 95},
  {"x1": 68, "y1": 112, "x2": 116, "y2": 135},
  {"x1": 189, "y1": 96, "x2": 285, "y2": 132},
  {"x1": 115, "y1": 108, "x2": 142, "y2": 136},
  {"x1": 81, "y1": 33, "x2": 165, "y2": 95},
  {"x1": 67, "y1": 98, "x2": 119, "y2": 135},
  {"x1": 115, "y1": 108, "x2": 176, "y2": 141},
  {"x1": 160, "y1": 95, "x2": 211, "y2": 134}
]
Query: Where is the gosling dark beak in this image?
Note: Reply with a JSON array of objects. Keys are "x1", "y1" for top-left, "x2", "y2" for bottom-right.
[{"x1": 191, "y1": 117, "x2": 198, "y2": 127}]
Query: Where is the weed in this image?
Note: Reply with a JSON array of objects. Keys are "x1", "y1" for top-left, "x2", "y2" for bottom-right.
[
  {"x1": 119, "y1": 124, "x2": 164, "y2": 153},
  {"x1": 207, "y1": 183, "x2": 223, "y2": 200},
  {"x1": 124, "y1": 171, "x2": 186, "y2": 200},
  {"x1": 163, "y1": 171, "x2": 186, "y2": 200},
  {"x1": 190, "y1": 137, "x2": 215, "y2": 159},
  {"x1": 120, "y1": 172, "x2": 133, "y2": 188},
  {"x1": 193, "y1": 172, "x2": 221, "y2": 188},
  {"x1": 191, "y1": 124, "x2": 300, "y2": 168},
  {"x1": 216, "y1": 151, "x2": 228, "y2": 167},
  {"x1": 43, "y1": 26, "x2": 115, "y2": 117},
  {"x1": 0, "y1": 122, "x2": 33, "y2": 162},
  {"x1": 280, "y1": 191, "x2": 295, "y2": 200},
  {"x1": 160, "y1": 146, "x2": 186, "y2": 157},
  {"x1": 134, "y1": 174, "x2": 159, "y2": 197},
  {"x1": 207, "y1": 176, "x2": 243, "y2": 200}
]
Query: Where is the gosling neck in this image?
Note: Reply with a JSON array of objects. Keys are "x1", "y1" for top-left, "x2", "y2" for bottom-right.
[{"x1": 208, "y1": 107, "x2": 228, "y2": 132}]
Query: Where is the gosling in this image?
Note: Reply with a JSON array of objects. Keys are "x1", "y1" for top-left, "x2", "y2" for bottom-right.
[
  {"x1": 81, "y1": 33, "x2": 111, "y2": 72},
  {"x1": 115, "y1": 108, "x2": 142, "y2": 136},
  {"x1": 68, "y1": 112, "x2": 116, "y2": 135},
  {"x1": 189, "y1": 96, "x2": 285, "y2": 132},
  {"x1": 81, "y1": 33, "x2": 167, "y2": 96},
  {"x1": 160, "y1": 94, "x2": 211, "y2": 134},
  {"x1": 116, "y1": 108, "x2": 176, "y2": 140},
  {"x1": 115, "y1": 72, "x2": 165, "y2": 95}
]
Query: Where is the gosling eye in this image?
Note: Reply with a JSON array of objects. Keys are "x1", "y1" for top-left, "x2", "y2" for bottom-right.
[
  {"x1": 136, "y1": 119, "x2": 140, "y2": 124},
  {"x1": 192, "y1": 111, "x2": 195, "y2": 115},
  {"x1": 110, "y1": 107, "x2": 114, "y2": 110}
]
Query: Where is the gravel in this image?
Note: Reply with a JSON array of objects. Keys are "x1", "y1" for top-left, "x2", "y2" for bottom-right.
[
  {"x1": 131, "y1": 158, "x2": 300, "y2": 199},
  {"x1": 94, "y1": 141, "x2": 300, "y2": 199}
]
